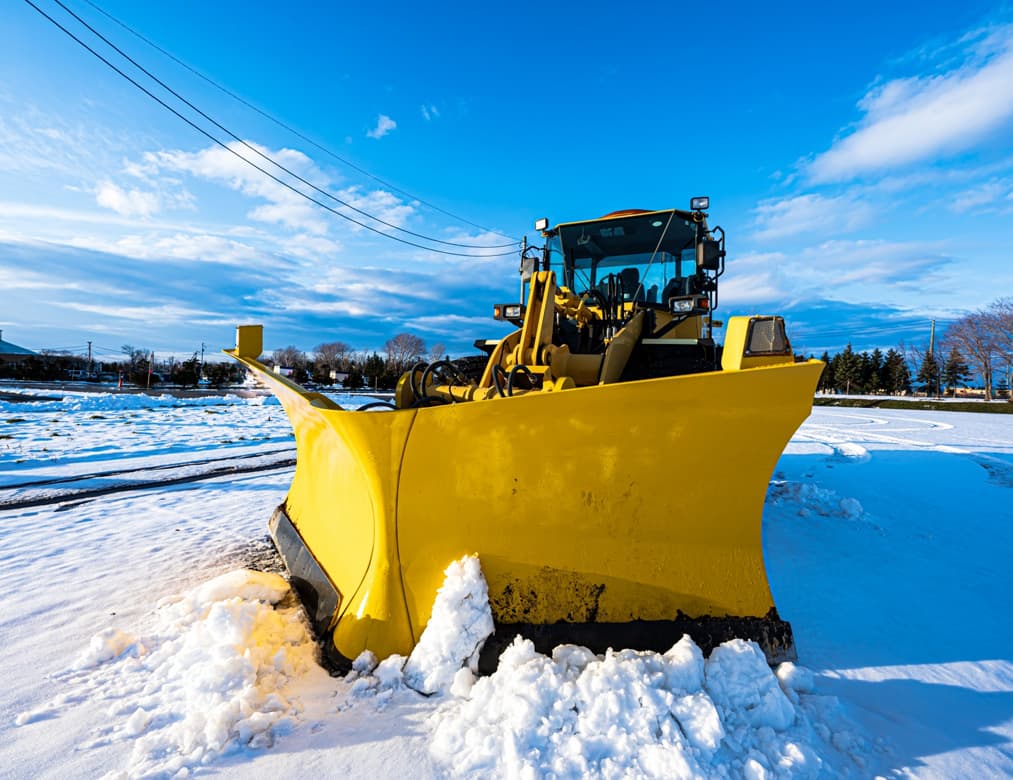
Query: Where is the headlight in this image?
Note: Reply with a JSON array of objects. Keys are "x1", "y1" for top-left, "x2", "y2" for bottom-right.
[
  {"x1": 668, "y1": 295, "x2": 709, "y2": 315},
  {"x1": 494, "y1": 304, "x2": 526, "y2": 321},
  {"x1": 690, "y1": 196, "x2": 709, "y2": 211}
]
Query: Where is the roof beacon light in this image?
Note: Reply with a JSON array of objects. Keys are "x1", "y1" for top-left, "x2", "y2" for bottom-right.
[
  {"x1": 690, "y1": 196, "x2": 709, "y2": 211},
  {"x1": 534, "y1": 217, "x2": 550, "y2": 232}
]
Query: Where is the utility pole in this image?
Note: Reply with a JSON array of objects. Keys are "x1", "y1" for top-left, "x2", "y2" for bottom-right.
[
  {"x1": 929, "y1": 319, "x2": 937, "y2": 398},
  {"x1": 87, "y1": 340, "x2": 93, "y2": 377},
  {"x1": 200, "y1": 342, "x2": 206, "y2": 382}
]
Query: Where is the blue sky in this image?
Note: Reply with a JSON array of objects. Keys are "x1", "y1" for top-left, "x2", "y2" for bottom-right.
[{"x1": 1, "y1": 0, "x2": 1011, "y2": 362}]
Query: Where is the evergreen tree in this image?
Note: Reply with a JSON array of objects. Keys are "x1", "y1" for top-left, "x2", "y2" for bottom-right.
[
  {"x1": 362, "y1": 353, "x2": 385, "y2": 389},
  {"x1": 173, "y1": 354, "x2": 201, "y2": 387},
  {"x1": 883, "y1": 349, "x2": 911, "y2": 395},
  {"x1": 916, "y1": 351, "x2": 941, "y2": 396},
  {"x1": 834, "y1": 344, "x2": 861, "y2": 394},
  {"x1": 858, "y1": 351, "x2": 872, "y2": 393},
  {"x1": 942, "y1": 345, "x2": 970, "y2": 396},
  {"x1": 868, "y1": 348, "x2": 884, "y2": 394},
  {"x1": 342, "y1": 369, "x2": 365, "y2": 389}
]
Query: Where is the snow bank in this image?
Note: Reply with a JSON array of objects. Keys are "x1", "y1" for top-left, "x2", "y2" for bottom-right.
[
  {"x1": 17, "y1": 569, "x2": 320, "y2": 778},
  {"x1": 0, "y1": 390, "x2": 249, "y2": 414},
  {"x1": 337, "y1": 556, "x2": 875, "y2": 778}
]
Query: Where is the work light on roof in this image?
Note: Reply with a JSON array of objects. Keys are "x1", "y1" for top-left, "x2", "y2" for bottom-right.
[
  {"x1": 534, "y1": 217, "x2": 549, "y2": 231},
  {"x1": 690, "y1": 196, "x2": 709, "y2": 211}
]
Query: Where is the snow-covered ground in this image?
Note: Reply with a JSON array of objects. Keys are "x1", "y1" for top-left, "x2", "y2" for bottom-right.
[{"x1": 0, "y1": 389, "x2": 1010, "y2": 778}]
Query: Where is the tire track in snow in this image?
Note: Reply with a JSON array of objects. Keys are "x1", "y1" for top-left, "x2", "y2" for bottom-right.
[
  {"x1": 792, "y1": 410, "x2": 1013, "y2": 488},
  {"x1": 0, "y1": 447, "x2": 295, "y2": 490},
  {"x1": 0, "y1": 453, "x2": 295, "y2": 510}
]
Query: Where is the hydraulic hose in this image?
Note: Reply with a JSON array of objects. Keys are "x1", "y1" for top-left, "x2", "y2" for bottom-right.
[{"x1": 506, "y1": 365, "x2": 534, "y2": 397}]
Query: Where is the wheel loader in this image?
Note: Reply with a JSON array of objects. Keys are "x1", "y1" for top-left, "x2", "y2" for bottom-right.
[{"x1": 226, "y1": 201, "x2": 823, "y2": 670}]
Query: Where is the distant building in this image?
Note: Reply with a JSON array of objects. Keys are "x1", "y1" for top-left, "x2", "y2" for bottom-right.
[{"x1": 0, "y1": 330, "x2": 38, "y2": 365}]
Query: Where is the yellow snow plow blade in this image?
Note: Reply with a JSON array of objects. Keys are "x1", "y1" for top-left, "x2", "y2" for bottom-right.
[{"x1": 227, "y1": 324, "x2": 822, "y2": 669}]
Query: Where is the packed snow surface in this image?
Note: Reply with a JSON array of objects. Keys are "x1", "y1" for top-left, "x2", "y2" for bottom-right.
[{"x1": 1, "y1": 390, "x2": 1011, "y2": 778}]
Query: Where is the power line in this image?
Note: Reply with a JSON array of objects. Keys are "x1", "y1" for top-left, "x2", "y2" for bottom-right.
[
  {"x1": 49, "y1": 0, "x2": 516, "y2": 251},
  {"x1": 80, "y1": 0, "x2": 520, "y2": 243},
  {"x1": 24, "y1": 0, "x2": 519, "y2": 258}
]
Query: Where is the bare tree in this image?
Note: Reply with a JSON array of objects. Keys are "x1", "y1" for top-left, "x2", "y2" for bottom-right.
[
  {"x1": 384, "y1": 333, "x2": 426, "y2": 374},
  {"x1": 946, "y1": 310, "x2": 998, "y2": 399},
  {"x1": 315, "y1": 341, "x2": 352, "y2": 371},
  {"x1": 988, "y1": 298, "x2": 1013, "y2": 395},
  {"x1": 272, "y1": 345, "x2": 306, "y2": 370},
  {"x1": 429, "y1": 343, "x2": 447, "y2": 362}
]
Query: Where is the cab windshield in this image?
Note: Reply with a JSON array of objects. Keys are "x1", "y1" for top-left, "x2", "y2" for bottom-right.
[{"x1": 548, "y1": 210, "x2": 701, "y2": 304}]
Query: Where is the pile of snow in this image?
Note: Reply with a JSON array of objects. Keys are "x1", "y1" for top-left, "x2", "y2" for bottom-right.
[
  {"x1": 427, "y1": 635, "x2": 874, "y2": 779},
  {"x1": 768, "y1": 479, "x2": 867, "y2": 521},
  {"x1": 338, "y1": 557, "x2": 876, "y2": 778},
  {"x1": 17, "y1": 569, "x2": 321, "y2": 778}
]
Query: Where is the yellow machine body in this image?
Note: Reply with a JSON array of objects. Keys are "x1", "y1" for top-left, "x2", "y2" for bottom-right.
[{"x1": 227, "y1": 206, "x2": 823, "y2": 668}]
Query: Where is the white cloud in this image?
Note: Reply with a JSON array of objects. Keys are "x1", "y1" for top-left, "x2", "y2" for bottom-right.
[
  {"x1": 58, "y1": 300, "x2": 216, "y2": 324},
  {"x1": 720, "y1": 239, "x2": 958, "y2": 312},
  {"x1": 421, "y1": 104, "x2": 440, "y2": 121},
  {"x1": 150, "y1": 142, "x2": 331, "y2": 234},
  {"x1": 336, "y1": 186, "x2": 415, "y2": 230},
  {"x1": 950, "y1": 180, "x2": 1010, "y2": 212},
  {"x1": 809, "y1": 25, "x2": 1013, "y2": 182},
  {"x1": 94, "y1": 181, "x2": 161, "y2": 218},
  {"x1": 717, "y1": 252, "x2": 789, "y2": 306},
  {"x1": 798, "y1": 239, "x2": 951, "y2": 287},
  {"x1": 366, "y1": 114, "x2": 397, "y2": 139},
  {"x1": 0, "y1": 264, "x2": 84, "y2": 291},
  {"x1": 71, "y1": 232, "x2": 269, "y2": 267},
  {"x1": 751, "y1": 193, "x2": 875, "y2": 240}
]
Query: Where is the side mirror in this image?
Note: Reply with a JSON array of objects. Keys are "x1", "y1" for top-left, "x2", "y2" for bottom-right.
[
  {"x1": 697, "y1": 239, "x2": 725, "y2": 271},
  {"x1": 519, "y1": 256, "x2": 536, "y2": 282}
]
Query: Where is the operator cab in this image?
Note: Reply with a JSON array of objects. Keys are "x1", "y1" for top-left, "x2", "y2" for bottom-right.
[
  {"x1": 536, "y1": 204, "x2": 727, "y2": 377},
  {"x1": 542, "y1": 206, "x2": 723, "y2": 318}
]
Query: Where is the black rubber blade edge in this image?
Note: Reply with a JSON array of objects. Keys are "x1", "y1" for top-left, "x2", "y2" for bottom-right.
[{"x1": 269, "y1": 503, "x2": 342, "y2": 636}]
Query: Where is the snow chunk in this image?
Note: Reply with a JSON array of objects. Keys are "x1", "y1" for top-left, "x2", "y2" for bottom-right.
[
  {"x1": 375, "y1": 654, "x2": 407, "y2": 689},
  {"x1": 838, "y1": 496, "x2": 864, "y2": 518},
  {"x1": 777, "y1": 662, "x2": 815, "y2": 695},
  {"x1": 403, "y1": 555, "x2": 494, "y2": 695},
  {"x1": 705, "y1": 639, "x2": 795, "y2": 731},
  {"x1": 193, "y1": 568, "x2": 290, "y2": 606},
  {"x1": 834, "y1": 442, "x2": 870, "y2": 461},
  {"x1": 73, "y1": 628, "x2": 142, "y2": 670},
  {"x1": 663, "y1": 633, "x2": 705, "y2": 692}
]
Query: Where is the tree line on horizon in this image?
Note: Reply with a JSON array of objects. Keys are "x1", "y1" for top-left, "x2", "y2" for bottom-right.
[
  {"x1": 268, "y1": 332, "x2": 445, "y2": 390},
  {"x1": 4, "y1": 299, "x2": 1010, "y2": 395},
  {"x1": 814, "y1": 298, "x2": 1013, "y2": 400}
]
